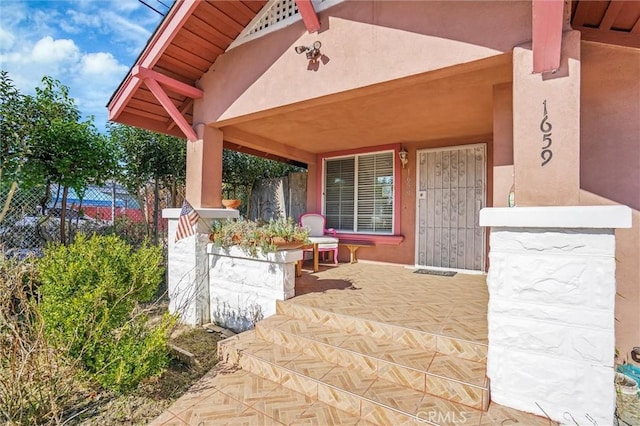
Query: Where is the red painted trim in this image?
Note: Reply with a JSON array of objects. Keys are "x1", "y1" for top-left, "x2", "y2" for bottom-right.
[
  {"x1": 294, "y1": 0, "x2": 321, "y2": 33},
  {"x1": 133, "y1": 66, "x2": 203, "y2": 99},
  {"x1": 142, "y1": 78, "x2": 198, "y2": 141},
  {"x1": 336, "y1": 233, "x2": 404, "y2": 246},
  {"x1": 316, "y1": 143, "x2": 403, "y2": 237},
  {"x1": 108, "y1": 0, "x2": 200, "y2": 120},
  {"x1": 532, "y1": 0, "x2": 564, "y2": 73}
]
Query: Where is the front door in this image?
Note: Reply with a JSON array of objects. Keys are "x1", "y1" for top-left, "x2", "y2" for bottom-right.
[{"x1": 416, "y1": 144, "x2": 486, "y2": 271}]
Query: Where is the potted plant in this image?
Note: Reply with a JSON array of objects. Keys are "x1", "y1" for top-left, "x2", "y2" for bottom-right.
[{"x1": 210, "y1": 217, "x2": 309, "y2": 257}]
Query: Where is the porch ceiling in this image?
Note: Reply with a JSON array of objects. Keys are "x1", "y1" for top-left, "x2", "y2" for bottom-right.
[{"x1": 219, "y1": 55, "x2": 513, "y2": 156}]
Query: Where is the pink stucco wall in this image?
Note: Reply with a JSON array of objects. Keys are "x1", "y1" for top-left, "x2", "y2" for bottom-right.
[
  {"x1": 195, "y1": 0, "x2": 531, "y2": 126},
  {"x1": 579, "y1": 42, "x2": 640, "y2": 360}
]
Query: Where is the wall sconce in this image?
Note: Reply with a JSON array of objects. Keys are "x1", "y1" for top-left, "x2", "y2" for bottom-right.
[
  {"x1": 294, "y1": 41, "x2": 322, "y2": 61},
  {"x1": 399, "y1": 147, "x2": 408, "y2": 169}
]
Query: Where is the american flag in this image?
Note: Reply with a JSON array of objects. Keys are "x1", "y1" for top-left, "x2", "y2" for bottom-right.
[{"x1": 175, "y1": 200, "x2": 200, "y2": 242}]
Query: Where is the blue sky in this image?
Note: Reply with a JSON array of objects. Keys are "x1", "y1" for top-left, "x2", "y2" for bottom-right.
[{"x1": 0, "y1": 0, "x2": 172, "y2": 130}]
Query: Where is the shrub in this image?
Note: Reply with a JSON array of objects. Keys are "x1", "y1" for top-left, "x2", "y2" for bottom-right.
[
  {"x1": 0, "y1": 251, "x2": 79, "y2": 424},
  {"x1": 38, "y1": 234, "x2": 175, "y2": 393}
]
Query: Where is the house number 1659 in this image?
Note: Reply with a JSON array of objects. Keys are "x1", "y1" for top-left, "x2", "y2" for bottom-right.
[{"x1": 540, "y1": 100, "x2": 553, "y2": 166}]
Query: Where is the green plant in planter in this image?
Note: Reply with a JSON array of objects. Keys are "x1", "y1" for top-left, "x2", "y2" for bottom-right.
[{"x1": 210, "y1": 218, "x2": 309, "y2": 257}]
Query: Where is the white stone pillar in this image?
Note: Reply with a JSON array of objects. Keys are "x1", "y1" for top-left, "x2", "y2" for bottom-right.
[
  {"x1": 480, "y1": 206, "x2": 631, "y2": 426},
  {"x1": 163, "y1": 208, "x2": 238, "y2": 325}
]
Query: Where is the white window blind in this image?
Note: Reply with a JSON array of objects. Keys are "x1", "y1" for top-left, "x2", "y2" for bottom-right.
[{"x1": 324, "y1": 151, "x2": 394, "y2": 234}]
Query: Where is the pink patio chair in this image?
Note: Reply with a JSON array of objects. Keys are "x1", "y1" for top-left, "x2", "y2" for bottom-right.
[{"x1": 300, "y1": 213, "x2": 339, "y2": 266}]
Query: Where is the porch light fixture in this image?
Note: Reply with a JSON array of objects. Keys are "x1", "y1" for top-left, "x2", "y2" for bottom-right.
[
  {"x1": 399, "y1": 147, "x2": 408, "y2": 168},
  {"x1": 294, "y1": 41, "x2": 322, "y2": 60}
]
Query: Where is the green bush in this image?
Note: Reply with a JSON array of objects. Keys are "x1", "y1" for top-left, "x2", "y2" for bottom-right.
[{"x1": 38, "y1": 234, "x2": 174, "y2": 393}]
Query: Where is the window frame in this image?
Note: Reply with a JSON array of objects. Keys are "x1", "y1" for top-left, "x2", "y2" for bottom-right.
[{"x1": 318, "y1": 144, "x2": 402, "y2": 238}]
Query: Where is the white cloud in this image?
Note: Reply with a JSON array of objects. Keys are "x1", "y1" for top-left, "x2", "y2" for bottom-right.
[
  {"x1": 79, "y1": 52, "x2": 128, "y2": 77},
  {"x1": 32, "y1": 36, "x2": 80, "y2": 64}
]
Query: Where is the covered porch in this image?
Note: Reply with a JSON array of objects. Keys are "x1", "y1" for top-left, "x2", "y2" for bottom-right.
[{"x1": 151, "y1": 263, "x2": 554, "y2": 425}]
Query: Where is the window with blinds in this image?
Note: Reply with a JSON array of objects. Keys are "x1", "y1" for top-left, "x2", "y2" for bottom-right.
[{"x1": 324, "y1": 151, "x2": 394, "y2": 234}]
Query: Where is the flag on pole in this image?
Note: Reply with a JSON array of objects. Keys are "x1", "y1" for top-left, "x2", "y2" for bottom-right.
[{"x1": 175, "y1": 199, "x2": 200, "y2": 242}]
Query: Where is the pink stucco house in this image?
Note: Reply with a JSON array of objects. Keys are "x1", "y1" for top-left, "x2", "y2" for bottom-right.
[{"x1": 108, "y1": 1, "x2": 638, "y2": 423}]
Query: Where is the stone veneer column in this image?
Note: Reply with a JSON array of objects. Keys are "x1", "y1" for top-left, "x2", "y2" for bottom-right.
[
  {"x1": 207, "y1": 246, "x2": 303, "y2": 332},
  {"x1": 480, "y1": 206, "x2": 631, "y2": 425},
  {"x1": 163, "y1": 208, "x2": 238, "y2": 325}
]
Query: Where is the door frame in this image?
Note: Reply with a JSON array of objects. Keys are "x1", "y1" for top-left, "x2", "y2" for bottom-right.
[{"x1": 414, "y1": 143, "x2": 487, "y2": 273}]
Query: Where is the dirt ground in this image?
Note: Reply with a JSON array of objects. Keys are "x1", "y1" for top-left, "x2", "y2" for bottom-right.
[{"x1": 64, "y1": 327, "x2": 226, "y2": 425}]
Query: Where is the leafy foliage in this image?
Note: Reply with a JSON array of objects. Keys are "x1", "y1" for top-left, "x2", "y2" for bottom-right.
[
  {"x1": 0, "y1": 71, "x2": 40, "y2": 222},
  {"x1": 211, "y1": 217, "x2": 309, "y2": 256},
  {"x1": 38, "y1": 234, "x2": 174, "y2": 393}
]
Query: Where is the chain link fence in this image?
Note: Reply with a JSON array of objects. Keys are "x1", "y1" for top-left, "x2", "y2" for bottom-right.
[{"x1": 0, "y1": 182, "x2": 178, "y2": 257}]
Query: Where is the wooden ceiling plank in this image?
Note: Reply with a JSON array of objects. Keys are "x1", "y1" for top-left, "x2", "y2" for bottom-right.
[
  {"x1": 163, "y1": 45, "x2": 212, "y2": 71},
  {"x1": 125, "y1": 106, "x2": 168, "y2": 122},
  {"x1": 128, "y1": 99, "x2": 169, "y2": 117},
  {"x1": 244, "y1": 1, "x2": 267, "y2": 14},
  {"x1": 135, "y1": 86, "x2": 183, "y2": 104},
  {"x1": 185, "y1": 14, "x2": 234, "y2": 47},
  {"x1": 599, "y1": 0, "x2": 624, "y2": 30},
  {"x1": 632, "y1": 16, "x2": 640, "y2": 33},
  {"x1": 198, "y1": 1, "x2": 246, "y2": 38},
  {"x1": 171, "y1": 30, "x2": 223, "y2": 60},
  {"x1": 213, "y1": 1, "x2": 257, "y2": 24},
  {"x1": 155, "y1": 55, "x2": 206, "y2": 81},
  {"x1": 571, "y1": 1, "x2": 591, "y2": 27},
  {"x1": 222, "y1": 127, "x2": 316, "y2": 165}
]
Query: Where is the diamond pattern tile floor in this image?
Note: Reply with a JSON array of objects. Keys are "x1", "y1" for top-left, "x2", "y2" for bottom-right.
[{"x1": 152, "y1": 263, "x2": 556, "y2": 425}]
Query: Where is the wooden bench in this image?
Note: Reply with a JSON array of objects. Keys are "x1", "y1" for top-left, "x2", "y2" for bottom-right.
[{"x1": 338, "y1": 240, "x2": 375, "y2": 264}]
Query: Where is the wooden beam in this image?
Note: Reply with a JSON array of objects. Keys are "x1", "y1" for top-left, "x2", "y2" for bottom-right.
[
  {"x1": 578, "y1": 27, "x2": 640, "y2": 48},
  {"x1": 295, "y1": 0, "x2": 321, "y2": 33},
  {"x1": 599, "y1": 0, "x2": 624, "y2": 31},
  {"x1": 167, "y1": 98, "x2": 194, "y2": 132},
  {"x1": 532, "y1": 0, "x2": 565, "y2": 73},
  {"x1": 222, "y1": 127, "x2": 316, "y2": 165},
  {"x1": 133, "y1": 66, "x2": 203, "y2": 98},
  {"x1": 143, "y1": 78, "x2": 199, "y2": 141}
]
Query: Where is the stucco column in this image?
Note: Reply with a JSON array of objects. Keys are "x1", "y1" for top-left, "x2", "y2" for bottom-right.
[
  {"x1": 512, "y1": 31, "x2": 581, "y2": 206},
  {"x1": 186, "y1": 125, "x2": 223, "y2": 208}
]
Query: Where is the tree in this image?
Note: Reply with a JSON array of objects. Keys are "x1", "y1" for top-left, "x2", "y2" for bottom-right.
[
  {"x1": 108, "y1": 123, "x2": 186, "y2": 242},
  {"x1": 24, "y1": 77, "x2": 118, "y2": 243},
  {"x1": 0, "y1": 71, "x2": 38, "y2": 223}
]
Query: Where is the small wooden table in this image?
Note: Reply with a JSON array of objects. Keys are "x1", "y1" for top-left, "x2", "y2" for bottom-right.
[
  {"x1": 339, "y1": 241, "x2": 374, "y2": 264},
  {"x1": 296, "y1": 243, "x2": 319, "y2": 276}
]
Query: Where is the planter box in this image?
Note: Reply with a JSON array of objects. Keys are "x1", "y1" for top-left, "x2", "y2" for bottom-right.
[{"x1": 207, "y1": 244, "x2": 302, "y2": 332}]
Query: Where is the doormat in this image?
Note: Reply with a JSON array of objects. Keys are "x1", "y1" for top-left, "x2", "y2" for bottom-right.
[{"x1": 414, "y1": 269, "x2": 457, "y2": 277}]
